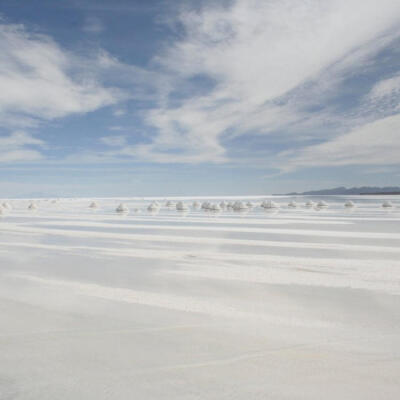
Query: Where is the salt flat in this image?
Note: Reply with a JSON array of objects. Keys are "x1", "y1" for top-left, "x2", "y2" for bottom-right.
[{"x1": 1, "y1": 196, "x2": 400, "y2": 399}]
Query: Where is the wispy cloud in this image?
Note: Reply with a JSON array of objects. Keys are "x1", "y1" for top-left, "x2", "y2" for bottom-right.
[
  {"x1": 0, "y1": 131, "x2": 45, "y2": 162},
  {"x1": 83, "y1": 16, "x2": 105, "y2": 34},
  {"x1": 368, "y1": 74, "x2": 400, "y2": 100},
  {"x1": 100, "y1": 135, "x2": 127, "y2": 147},
  {"x1": 109, "y1": 126, "x2": 125, "y2": 131},
  {"x1": 0, "y1": 20, "x2": 124, "y2": 129},
  {"x1": 279, "y1": 113, "x2": 400, "y2": 170},
  {"x1": 125, "y1": 0, "x2": 400, "y2": 166},
  {"x1": 2, "y1": 1, "x2": 400, "y2": 174},
  {"x1": 113, "y1": 108, "x2": 126, "y2": 117}
]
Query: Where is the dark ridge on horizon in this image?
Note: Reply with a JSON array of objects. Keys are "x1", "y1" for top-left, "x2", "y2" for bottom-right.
[{"x1": 280, "y1": 186, "x2": 400, "y2": 196}]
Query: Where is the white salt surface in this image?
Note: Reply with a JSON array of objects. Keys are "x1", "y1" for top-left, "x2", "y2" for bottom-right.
[{"x1": 1, "y1": 195, "x2": 400, "y2": 399}]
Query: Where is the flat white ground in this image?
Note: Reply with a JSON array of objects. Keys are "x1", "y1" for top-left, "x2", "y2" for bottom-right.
[{"x1": 0, "y1": 195, "x2": 399, "y2": 399}]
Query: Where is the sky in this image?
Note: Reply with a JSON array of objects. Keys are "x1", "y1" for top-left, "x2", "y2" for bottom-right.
[{"x1": 0, "y1": 0, "x2": 400, "y2": 197}]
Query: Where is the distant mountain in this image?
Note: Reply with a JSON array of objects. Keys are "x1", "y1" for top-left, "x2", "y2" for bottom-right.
[{"x1": 283, "y1": 186, "x2": 400, "y2": 195}]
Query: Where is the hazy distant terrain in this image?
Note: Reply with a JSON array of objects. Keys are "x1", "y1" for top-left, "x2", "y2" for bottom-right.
[
  {"x1": 284, "y1": 186, "x2": 400, "y2": 195},
  {"x1": 0, "y1": 195, "x2": 400, "y2": 399}
]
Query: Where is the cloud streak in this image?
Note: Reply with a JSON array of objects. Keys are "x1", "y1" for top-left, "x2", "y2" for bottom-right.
[
  {"x1": 0, "y1": 131, "x2": 45, "y2": 162},
  {"x1": 2, "y1": 1, "x2": 400, "y2": 174},
  {"x1": 278, "y1": 113, "x2": 400, "y2": 170},
  {"x1": 0, "y1": 20, "x2": 124, "y2": 129},
  {"x1": 127, "y1": 0, "x2": 400, "y2": 167}
]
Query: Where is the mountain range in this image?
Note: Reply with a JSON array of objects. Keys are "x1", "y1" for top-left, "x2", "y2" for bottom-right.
[{"x1": 283, "y1": 186, "x2": 400, "y2": 195}]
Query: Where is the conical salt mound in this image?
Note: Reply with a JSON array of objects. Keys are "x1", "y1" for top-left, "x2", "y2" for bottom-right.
[
  {"x1": 233, "y1": 201, "x2": 247, "y2": 211},
  {"x1": 207, "y1": 203, "x2": 221, "y2": 212},
  {"x1": 28, "y1": 202, "x2": 37, "y2": 210},
  {"x1": 192, "y1": 201, "x2": 200, "y2": 208},
  {"x1": 116, "y1": 203, "x2": 129, "y2": 213},
  {"x1": 271, "y1": 201, "x2": 280, "y2": 209},
  {"x1": 89, "y1": 201, "x2": 98, "y2": 209},
  {"x1": 2, "y1": 202, "x2": 12, "y2": 210},
  {"x1": 344, "y1": 200, "x2": 355, "y2": 208},
  {"x1": 305, "y1": 200, "x2": 314, "y2": 207},
  {"x1": 263, "y1": 200, "x2": 279, "y2": 209},
  {"x1": 201, "y1": 201, "x2": 210, "y2": 210},
  {"x1": 317, "y1": 200, "x2": 328, "y2": 207},
  {"x1": 176, "y1": 201, "x2": 189, "y2": 211},
  {"x1": 382, "y1": 200, "x2": 393, "y2": 208},
  {"x1": 147, "y1": 202, "x2": 159, "y2": 212},
  {"x1": 288, "y1": 201, "x2": 297, "y2": 208}
]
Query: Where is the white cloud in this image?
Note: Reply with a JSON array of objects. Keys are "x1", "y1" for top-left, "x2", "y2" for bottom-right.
[
  {"x1": 83, "y1": 16, "x2": 104, "y2": 34},
  {"x1": 279, "y1": 113, "x2": 400, "y2": 170},
  {"x1": 368, "y1": 75, "x2": 400, "y2": 100},
  {"x1": 0, "y1": 131, "x2": 44, "y2": 147},
  {"x1": 100, "y1": 135, "x2": 127, "y2": 147},
  {"x1": 365, "y1": 74, "x2": 400, "y2": 117},
  {"x1": 0, "y1": 131, "x2": 45, "y2": 163},
  {"x1": 127, "y1": 0, "x2": 400, "y2": 164},
  {"x1": 3, "y1": 1, "x2": 400, "y2": 170},
  {"x1": 0, "y1": 21, "x2": 124, "y2": 129},
  {"x1": 113, "y1": 108, "x2": 126, "y2": 117}
]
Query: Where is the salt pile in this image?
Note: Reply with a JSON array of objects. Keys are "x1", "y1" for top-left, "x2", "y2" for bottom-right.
[
  {"x1": 89, "y1": 201, "x2": 98, "y2": 209},
  {"x1": 116, "y1": 203, "x2": 129, "y2": 213},
  {"x1": 232, "y1": 201, "x2": 248, "y2": 211},
  {"x1": 345, "y1": 200, "x2": 355, "y2": 208},
  {"x1": 261, "y1": 200, "x2": 279, "y2": 209},
  {"x1": 192, "y1": 201, "x2": 200, "y2": 209},
  {"x1": 305, "y1": 200, "x2": 315, "y2": 207},
  {"x1": 165, "y1": 200, "x2": 175, "y2": 207},
  {"x1": 147, "y1": 202, "x2": 159, "y2": 212},
  {"x1": 317, "y1": 200, "x2": 328, "y2": 207},
  {"x1": 176, "y1": 201, "x2": 189, "y2": 211},
  {"x1": 28, "y1": 202, "x2": 37, "y2": 210},
  {"x1": 288, "y1": 201, "x2": 297, "y2": 208},
  {"x1": 210, "y1": 203, "x2": 221, "y2": 212},
  {"x1": 2, "y1": 202, "x2": 12, "y2": 210},
  {"x1": 219, "y1": 201, "x2": 227, "y2": 209},
  {"x1": 382, "y1": 200, "x2": 393, "y2": 208},
  {"x1": 201, "y1": 201, "x2": 210, "y2": 210}
]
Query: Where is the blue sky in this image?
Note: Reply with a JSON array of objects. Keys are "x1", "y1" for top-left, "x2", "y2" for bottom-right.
[{"x1": 1, "y1": 0, "x2": 400, "y2": 197}]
